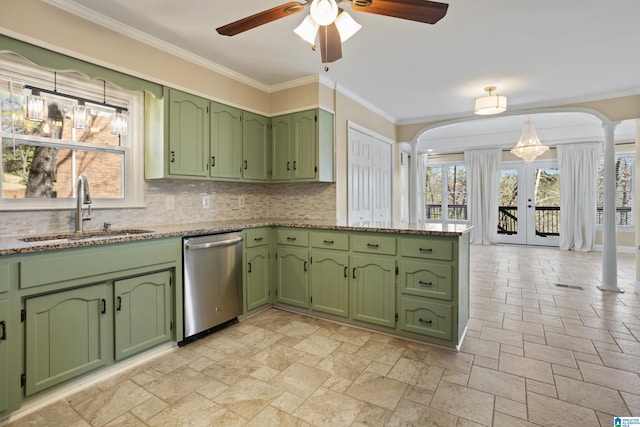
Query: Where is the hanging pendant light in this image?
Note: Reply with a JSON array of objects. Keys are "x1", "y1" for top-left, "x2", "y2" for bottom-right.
[
  {"x1": 511, "y1": 119, "x2": 549, "y2": 163},
  {"x1": 73, "y1": 103, "x2": 89, "y2": 129},
  {"x1": 110, "y1": 110, "x2": 128, "y2": 136},
  {"x1": 24, "y1": 92, "x2": 48, "y2": 122},
  {"x1": 474, "y1": 86, "x2": 507, "y2": 115}
]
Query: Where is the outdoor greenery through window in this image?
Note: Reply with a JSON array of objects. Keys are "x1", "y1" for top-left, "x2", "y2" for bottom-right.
[
  {"x1": 425, "y1": 163, "x2": 467, "y2": 222},
  {"x1": 597, "y1": 153, "x2": 633, "y2": 226},
  {"x1": 0, "y1": 52, "x2": 140, "y2": 208}
]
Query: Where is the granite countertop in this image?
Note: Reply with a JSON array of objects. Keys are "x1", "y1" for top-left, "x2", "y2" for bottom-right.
[{"x1": 0, "y1": 219, "x2": 472, "y2": 256}]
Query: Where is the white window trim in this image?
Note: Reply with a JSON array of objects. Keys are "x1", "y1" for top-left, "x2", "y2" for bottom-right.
[
  {"x1": 595, "y1": 151, "x2": 634, "y2": 231},
  {"x1": 425, "y1": 160, "x2": 468, "y2": 224}
]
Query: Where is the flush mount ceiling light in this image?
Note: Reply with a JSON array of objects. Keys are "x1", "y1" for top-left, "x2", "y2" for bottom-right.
[
  {"x1": 511, "y1": 119, "x2": 549, "y2": 163},
  {"x1": 474, "y1": 86, "x2": 507, "y2": 115},
  {"x1": 216, "y1": 0, "x2": 448, "y2": 67}
]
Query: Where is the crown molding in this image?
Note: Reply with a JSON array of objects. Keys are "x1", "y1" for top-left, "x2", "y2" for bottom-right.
[{"x1": 335, "y1": 83, "x2": 397, "y2": 124}]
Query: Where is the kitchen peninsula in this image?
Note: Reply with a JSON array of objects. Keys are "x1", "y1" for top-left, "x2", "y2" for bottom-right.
[{"x1": 0, "y1": 220, "x2": 470, "y2": 418}]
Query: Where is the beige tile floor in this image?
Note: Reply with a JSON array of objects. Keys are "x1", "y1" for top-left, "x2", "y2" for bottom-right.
[{"x1": 6, "y1": 244, "x2": 640, "y2": 426}]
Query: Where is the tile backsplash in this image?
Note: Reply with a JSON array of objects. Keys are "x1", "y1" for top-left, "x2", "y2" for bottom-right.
[{"x1": 0, "y1": 180, "x2": 336, "y2": 237}]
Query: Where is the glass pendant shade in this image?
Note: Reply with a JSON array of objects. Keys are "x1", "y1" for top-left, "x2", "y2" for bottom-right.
[
  {"x1": 309, "y1": 0, "x2": 339, "y2": 26},
  {"x1": 511, "y1": 119, "x2": 549, "y2": 163},
  {"x1": 110, "y1": 110, "x2": 128, "y2": 136},
  {"x1": 294, "y1": 15, "x2": 319, "y2": 45},
  {"x1": 335, "y1": 11, "x2": 361, "y2": 42},
  {"x1": 474, "y1": 86, "x2": 507, "y2": 115},
  {"x1": 73, "y1": 104, "x2": 89, "y2": 129},
  {"x1": 24, "y1": 94, "x2": 48, "y2": 122}
]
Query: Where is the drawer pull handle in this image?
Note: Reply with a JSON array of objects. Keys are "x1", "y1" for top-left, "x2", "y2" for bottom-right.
[
  {"x1": 248, "y1": 262, "x2": 252, "y2": 273},
  {"x1": 101, "y1": 299, "x2": 107, "y2": 314},
  {"x1": 344, "y1": 266, "x2": 348, "y2": 278},
  {"x1": 367, "y1": 243, "x2": 379, "y2": 249},
  {"x1": 116, "y1": 296, "x2": 122, "y2": 311},
  {"x1": 418, "y1": 280, "x2": 433, "y2": 286},
  {"x1": 323, "y1": 240, "x2": 334, "y2": 244},
  {"x1": 211, "y1": 156, "x2": 215, "y2": 167},
  {"x1": 254, "y1": 237, "x2": 264, "y2": 242},
  {"x1": 0, "y1": 320, "x2": 6, "y2": 340},
  {"x1": 244, "y1": 160, "x2": 248, "y2": 170},
  {"x1": 419, "y1": 318, "x2": 433, "y2": 324},
  {"x1": 287, "y1": 161, "x2": 291, "y2": 171},
  {"x1": 419, "y1": 248, "x2": 433, "y2": 253},
  {"x1": 287, "y1": 237, "x2": 297, "y2": 241}
]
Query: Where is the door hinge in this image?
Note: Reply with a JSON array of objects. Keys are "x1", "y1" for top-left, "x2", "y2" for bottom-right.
[
  {"x1": 21, "y1": 373, "x2": 26, "y2": 387},
  {"x1": 395, "y1": 313, "x2": 398, "y2": 322},
  {"x1": 21, "y1": 309, "x2": 25, "y2": 323}
]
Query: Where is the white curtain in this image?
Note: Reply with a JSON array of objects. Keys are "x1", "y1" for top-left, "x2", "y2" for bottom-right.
[
  {"x1": 557, "y1": 142, "x2": 601, "y2": 251},
  {"x1": 416, "y1": 153, "x2": 428, "y2": 222},
  {"x1": 464, "y1": 148, "x2": 501, "y2": 244}
]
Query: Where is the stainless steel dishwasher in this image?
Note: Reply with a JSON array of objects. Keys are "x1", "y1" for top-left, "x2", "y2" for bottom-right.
[{"x1": 181, "y1": 231, "x2": 243, "y2": 345}]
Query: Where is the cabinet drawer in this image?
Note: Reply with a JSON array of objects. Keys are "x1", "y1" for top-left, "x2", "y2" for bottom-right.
[
  {"x1": 245, "y1": 228, "x2": 270, "y2": 248},
  {"x1": 400, "y1": 238, "x2": 452, "y2": 261},
  {"x1": 276, "y1": 228, "x2": 309, "y2": 247},
  {"x1": 400, "y1": 260, "x2": 453, "y2": 301},
  {"x1": 310, "y1": 231, "x2": 348, "y2": 251},
  {"x1": 350, "y1": 234, "x2": 396, "y2": 255},
  {"x1": 0, "y1": 263, "x2": 9, "y2": 293},
  {"x1": 400, "y1": 296, "x2": 452, "y2": 341}
]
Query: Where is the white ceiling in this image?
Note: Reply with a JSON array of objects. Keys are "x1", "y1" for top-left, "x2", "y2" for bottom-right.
[{"x1": 44, "y1": 0, "x2": 640, "y2": 146}]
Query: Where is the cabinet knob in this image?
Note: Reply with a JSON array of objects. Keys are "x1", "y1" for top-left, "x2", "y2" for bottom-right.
[
  {"x1": 287, "y1": 161, "x2": 291, "y2": 171},
  {"x1": 344, "y1": 266, "x2": 348, "y2": 278},
  {"x1": 0, "y1": 320, "x2": 6, "y2": 340},
  {"x1": 170, "y1": 151, "x2": 175, "y2": 163},
  {"x1": 367, "y1": 243, "x2": 379, "y2": 249},
  {"x1": 419, "y1": 318, "x2": 433, "y2": 324},
  {"x1": 248, "y1": 262, "x2": 252, "y2": 273},
  {"x1": 211, "y1": 156, "x2": 215, "y2": 167},
  {"x1": 419, "y1": 248, "x2": 433, "y2": 253},
  {"x1": 244, "y1": 160, "x2": 248, "y2": 170},
  {"x1": 418, "y1": 280, "x2": 433, "y2": 287},
  {"x1": 101, "y1": 299, "x2": 107, "y2": 314},
  {"x1": 116, "y1": 296, "x2": 122, "y2": 311}
]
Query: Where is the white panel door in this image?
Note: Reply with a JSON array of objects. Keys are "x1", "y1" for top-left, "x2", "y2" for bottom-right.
[
  {"x1": 348, "y1": 128, "x2": 372, "y2": 222},
  {"x1": 372, "y1": 140, "x2": 392, "y2": 221}
]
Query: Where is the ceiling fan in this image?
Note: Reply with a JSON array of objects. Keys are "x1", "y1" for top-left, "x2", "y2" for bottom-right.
[{"x1": 216, "y1": 0, "x2": 449, "y2": 66}]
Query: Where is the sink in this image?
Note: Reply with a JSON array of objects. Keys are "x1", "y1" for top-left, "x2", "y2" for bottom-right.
[{"x1": 19, "y1": 229, "x2": 154, "y2": 243}]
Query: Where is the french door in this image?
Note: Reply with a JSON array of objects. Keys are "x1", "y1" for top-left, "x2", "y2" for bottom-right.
[{"x1": 498, "y1": 161, "x2": 560, "y2": 246}]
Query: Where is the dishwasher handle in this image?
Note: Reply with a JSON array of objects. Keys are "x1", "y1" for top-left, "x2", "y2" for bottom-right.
[{"x1": 185, "y1": 236, "x2": 243, "y2": 250}]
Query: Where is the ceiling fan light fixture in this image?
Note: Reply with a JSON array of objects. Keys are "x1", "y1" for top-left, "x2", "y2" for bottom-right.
[
  {"x1": 294, "y1": 14, "x2": 319, "y2": 45},
  {"x1": 511, "y1": 119, "x2": 549, "y2": 163},
  {"x1": 309, "y1": 0, "x2": 339, "y2": 26},
  {"x1": 474, "y1": 86, "x2": 507, "y2": 115},
  {"x1": 334, "y1": 11, "x2": 361, "y2": 42}
]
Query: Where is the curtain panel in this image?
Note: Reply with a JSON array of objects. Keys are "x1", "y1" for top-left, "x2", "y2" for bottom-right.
[
  {"x1": 557, "y1": 142, "x2": 602, "y2": 251},
  {"x1": 464, "y1": 148, "x2": 501, "y2": 244},
  {"x1": 416, "y1": 153, "x2": 428, "y2": 222}
]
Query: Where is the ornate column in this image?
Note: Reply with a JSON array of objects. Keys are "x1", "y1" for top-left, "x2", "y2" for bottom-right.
[{"x1": 598, "y1": 121, "x2": 623, "y2": 292}]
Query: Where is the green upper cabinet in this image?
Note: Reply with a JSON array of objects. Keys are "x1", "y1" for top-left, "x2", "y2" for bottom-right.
[
  {"x1": 242, "y1": 111, "x2": 271, "y2": 181},
  {"x1": 210, "y1": 101, "x2": 242, "y2": 180},
  {"x1": 271, "y1": 109, "x2": 334, "y2": 182},
  {"x1": 0, "y1": 299, "x2": 7, "y2": 415},
  {"x1": 114, "y1": 271, "x2": 172, "y2": 361},
  {"x1": 25, "y1": 284, "x2": 111, "y2": 396},
  {"x1": 167, "y1": 88, "x2": 209, "y2": 177}
]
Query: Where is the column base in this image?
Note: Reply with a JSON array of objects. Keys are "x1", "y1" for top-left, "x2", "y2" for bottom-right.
[{"x1": 597, "y1": 285, "x2": 624, "y2": 293}]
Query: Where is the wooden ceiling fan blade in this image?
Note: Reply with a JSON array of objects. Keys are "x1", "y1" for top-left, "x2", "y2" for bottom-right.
[
  {"x1": 216, "y1": 2, "x2": 307, "y2": 36},
  {"x1": 319, "y1": 23, "x2": 342, "y2": 63},
  {"x1": 351, "y1": 0, "x2": 448, "y2": 25}
]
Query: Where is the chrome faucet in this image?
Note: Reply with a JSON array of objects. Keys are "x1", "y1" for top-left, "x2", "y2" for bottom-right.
[{"x1": 75, "y1": 174, "x2": 92, "y2": 233}]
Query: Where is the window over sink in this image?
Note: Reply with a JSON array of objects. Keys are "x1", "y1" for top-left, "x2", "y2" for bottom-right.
[{"x1": 0, "y1": 51, "x2": 145, "y2": 210}]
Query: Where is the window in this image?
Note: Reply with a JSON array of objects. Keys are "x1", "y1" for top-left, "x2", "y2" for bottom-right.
[
  {"x1": 425, "y1": 162, "x2": 467, "y2": 222},
  {"x1": 0, "y1": 52, "x2": 144, "y2": 210},
  {"x1": 597, "y1": 153, "x2": 634, "y2": 227}
]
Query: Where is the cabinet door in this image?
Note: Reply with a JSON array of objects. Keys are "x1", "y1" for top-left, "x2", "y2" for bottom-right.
[
  {"x1": 271, "y1": 114, "x2": 291, "y2": 180},
  {"x1": 245, "y1": 246, "x2": 270, "y2": 312},
  {"x1": 291, "y1": 110, "x2": 317, "y2": 180},
  {"x1": 114, "y1": 271, "x2": 172, "y2": 361},
  {"x1": 351, "y1": 254, "x2": 396, "y2": 328},
  {"x1": 210, "y1": 101, "x2": 242, "y2": 179},
  {"x1": 0, "y1": 299, "x2": 7, "y2": 415},
  {"x1": 310, "y1": 250, "x2": 349, "y2": 318},
  {"x1": 276, "y1": 246, "x2": 308, "y2": 308},
  {"x1": 168, "y1": 89, "x2": 209, "y2": 177},
  {"x1": 25, "y1": 284, "x2": 110, "y2": 396},
  {"x1": 243, "y1": 111, "x2": 271, "y2": 180}
]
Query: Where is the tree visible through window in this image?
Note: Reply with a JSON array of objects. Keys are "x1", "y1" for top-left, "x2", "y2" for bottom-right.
[
  {"x1": 426, "y1": 163, "x2": 467, "y2": 222},
  {"x1": 597, "y1": 153, "x2": 633, "y2": 226}
]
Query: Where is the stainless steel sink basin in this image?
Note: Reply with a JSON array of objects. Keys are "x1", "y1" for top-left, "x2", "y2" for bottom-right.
[{"x1": 19, "y1": 229, "x2": 154, "y2": 243}]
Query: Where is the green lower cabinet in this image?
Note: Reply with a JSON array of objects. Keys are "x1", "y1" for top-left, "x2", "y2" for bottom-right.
[
  {"x1": 25, "y1": 284, "x2": 111, "y2": 396},
  {"x1": 245, "y1": 246, "x2": 271, "y2": 312},
  {"x1": 309, "y1": 250, "x2": 349, "y2": 318},
  {"x1": 276, "y1": 246, "x2": 308, "y2": 308},
  {"x1": 0, "y1": 299, "x2": 8, "y2": 415},
  {"x1": 351, "y1": 255, "x2": 396, "y2": 328},
  {"x1": 399, "y1": 296, "x2": 452, "y2": 341},
  {"x1": 114, "y1": 271, "x2": 172, "y2": 361}
]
